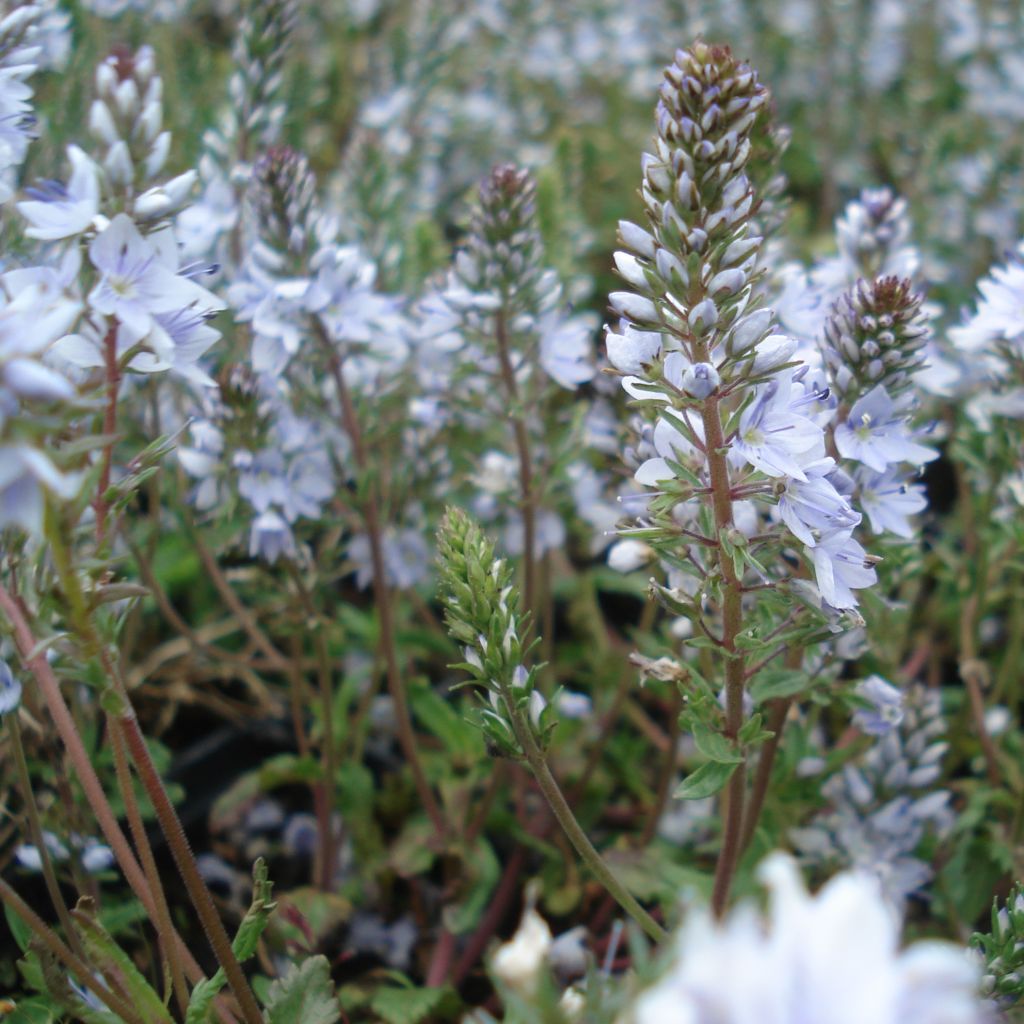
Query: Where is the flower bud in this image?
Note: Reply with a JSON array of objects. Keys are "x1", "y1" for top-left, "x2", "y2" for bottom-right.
[
  {"x1": 608, "y1": 538, "x2": 653, "y2": 572},
  {"x1": 681, "y1": 361, "x2": 720, "y2": 398},
  {"x1": 89, "y1": 100, "x2": 119, "y2": 146},
  {"x1": 104, "y1": 140, "x2": 133, "y2": 186},
  {"x1": 687, "y1": 297, "x2": 718, "y2": 334}
]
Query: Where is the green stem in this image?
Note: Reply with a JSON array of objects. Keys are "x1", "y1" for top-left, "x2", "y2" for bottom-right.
[
  {"x1": 504, "y1": 693, "x2": 665, "y2": 943},
  {"x1": 6, "y1": 714, "x2": 84, "y2": 960}
]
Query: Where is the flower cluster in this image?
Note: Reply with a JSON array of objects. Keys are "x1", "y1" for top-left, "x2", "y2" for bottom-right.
[
  {"x1": 607, "y1": 42, "x2": 878, "y2": 618},
  {"x1": 417, "y1": 163, "x2": 597, "y2": 563},
  {"x1": 972, "y1": 883, "x2": 1024, "y2": 1010},
  {"x1": 792, "y1": 684, "x2": 952, "y2": 906}
]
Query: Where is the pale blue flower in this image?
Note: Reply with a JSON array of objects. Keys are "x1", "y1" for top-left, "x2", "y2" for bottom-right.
[
  {"x1": 854, "y1": 676, "x2": 905, "y2": 736},
  {"x1": 0, "y1": 443, "x2": 80, "y2": 537},
  {"x1": 834, "y1": 385, "x2": 937, "y2": 472},
  {"x1": 809, "y1": 528, "x2": 877, "y2": 609},
  {"x1": 348, "y1": 527, "x2": 431, "y2": 590},
  {"x1": 733, "y1": 373, "x2": 825, "y2": 481},
  {"x1": 88, "y1": 215, "x2": 217, "y2": 338},
  {"x1": 856, "y1": 466, "x2": 927, "y2": 537},
  {"x1": 18, "y1": 145, "x2": 99, "y2": 239},
  {"x1": 0, "y1": 659, "x2": 21, "y2": 715},
  {"x1": 778, "y1": 459, "x2": 860, "y2": 546},
  {"x1": 248, "y1": 510, "x2": 295, "y2": 563}
]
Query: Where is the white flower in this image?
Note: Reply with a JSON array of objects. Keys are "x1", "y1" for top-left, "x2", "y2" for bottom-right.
[
  {"x1": 0, "y1": 444, "x2": 81, "y2": 537},
  {"x1": 491, "y1": 905, "x2": 552, "y2": 997},
  {"x1": 18, "y1": 145, "x2": 100, "y2": 239},
  {"x1": 538, "y1": 309, "x2": 595, "y2": 390},
  {"x1": 623, "y1": 853, "x2": 984, "y2": 1024},
  {"x1": 606, "y1": 320, "x2": 663, "y2": 374},
  {"x1": 608, "y1": 538, "x2": 653, "y2": 572}
]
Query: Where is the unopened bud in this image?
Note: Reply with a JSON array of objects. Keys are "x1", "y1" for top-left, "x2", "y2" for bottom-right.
[{"x1": 681, "y1": 361, "x2": 720, "y2": 398}]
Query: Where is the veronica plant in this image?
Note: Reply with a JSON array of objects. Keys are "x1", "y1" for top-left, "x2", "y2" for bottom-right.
[
  {"x1": 605, "y1": 42, "x2": 874, "y2": 914},
  {"x1": 437, "y1": 505, "x2": 664, "y2": 942},
  {"x1": 420, "y1": 164, "x2": 596, "y2": 634}
]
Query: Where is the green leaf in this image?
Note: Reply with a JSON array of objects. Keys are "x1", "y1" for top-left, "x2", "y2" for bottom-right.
[
  {"x1": 389, "y1": 818, "x2": 438, "y2": 878},
  {"x1": 71, "y1": 901, "x2": 173, "y2": 1024},
  {"x1": 442, "y1": 839, "x2": 500, "y2": 934},
  {"x1": 186, "y1": 859, "x2": 277, "y2": 1024},
  {"x1": 674, "y1": 760, "x2": 739, "y2": 800},
  {"x1": 409, "y1": 683, "x2": 485, "y2": 766},
  {"x1": 369, "y1": 985, "x2": 459, "y2": 1024},
  {"x1": 264, "y1": 956, "x2": 340, "y2": 1024},
  {"x1": 691, "y1": 721, "x2": 743, "y2": 764},
  {"x1": 4, "y1": 903, "x2": 32, "y2": 954},
  {"x1": 749, "y1": 668, "x2": 810, "y2": 703}
]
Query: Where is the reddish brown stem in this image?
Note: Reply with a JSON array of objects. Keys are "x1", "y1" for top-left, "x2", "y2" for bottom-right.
[
  {"x1": 119, "y1": 712, "x2": 264, "y2": 1024},
  {"x1": 739, "y1": 696, "x2": 793, "y2": 854},
  {"x1": 0, "y1": 585, "x2": 226, "y2": 1014},
  {"x1": 325, "y1": 343, "x2": 446, "y2": 838}
]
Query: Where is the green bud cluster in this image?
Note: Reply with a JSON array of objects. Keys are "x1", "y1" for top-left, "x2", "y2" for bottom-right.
[
  {"x1": 823, "y1": 275, "x2": 930, "y2": 402},
  {"x1": 972, "y1": 884, "x2": 1024, "y2": 1008},
  {"x1": 437, "y1": 507, "x2": 551, "y2": 758}
]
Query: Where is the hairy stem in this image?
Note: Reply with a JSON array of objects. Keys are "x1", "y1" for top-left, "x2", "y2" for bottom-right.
[
  {"x1": 286, "y1": 563, "x2": 338, "y2": 891},
  {"x1": 109, "y1": 718, "x2": 190, "y2": 1018},
  {"x1": 0, "y1": 584, "x2": 218, "y2": 1006},
  {"x1": 92, "y1": 321, "x2": 121, "y2": 547},
  {"x1": 696, "y1": 384, "x2": 748, "y2": 917},
  {"x1": 0, "y1": 876, "x2": 144, "y2": 1024},
  {"x1": 118, "y1": 710, "x2": 264, "y2": 1024}
]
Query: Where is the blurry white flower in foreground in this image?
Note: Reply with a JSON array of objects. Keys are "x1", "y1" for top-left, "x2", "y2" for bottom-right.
[
  {"x1": 492, "y1": 904, "x2": 552, "y2": 998},
  {"x1": 623, "y1": 853, "x2": 984, "y2": 1024}
]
